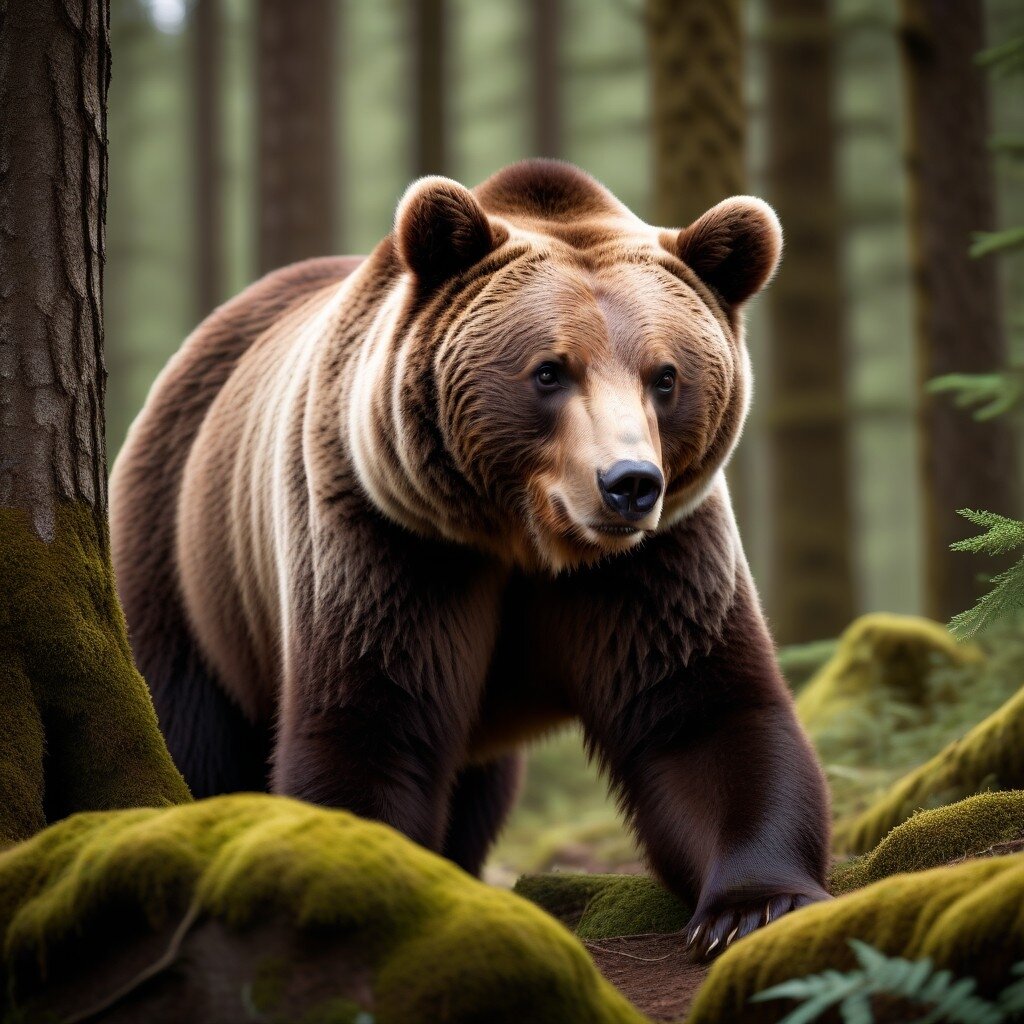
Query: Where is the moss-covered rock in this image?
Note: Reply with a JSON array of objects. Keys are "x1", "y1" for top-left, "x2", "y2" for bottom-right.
[
  {"x1": 514, "y1": 873, "x2": 690, "y2": 940},
  {"x1": 0, "y1": 503, "x2": 190, "y2": 846},
  {"x1": 0, "y1": 793, "x2": 650, "y2": 1024},
  {"x1": 835, "y1": 685, "x2": 1024, "y2": 853},
  {"x1": 688, "y1": 852, "x2": 1024, "y2": 1023},
  {"x1": 796, "y1": 613, "x2": 979, "y2": 746},
  {"x1": 831, "y1": 790, "x2": 1024, "y2": 894}
]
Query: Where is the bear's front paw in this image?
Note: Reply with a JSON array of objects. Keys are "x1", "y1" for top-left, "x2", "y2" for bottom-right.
[{"x1": 684, "y1": 890, "x2": 828, "y2": 960}]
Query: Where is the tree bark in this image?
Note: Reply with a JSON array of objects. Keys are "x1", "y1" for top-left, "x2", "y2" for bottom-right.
[
  {"x1": 256, "y1": 0, "x2": 336, "y2": 275},
  {"x1": 646, "y1": 0, "x2": 745, "y2": 227},
  {"x1": 900, "y1": 0, "x2": 1019, "y2": 623},
  {"x1": 764, "y1": 0, "x2": 855, "y2": 643},
  {"x1": 531, "y1": 0, "x2": 561, "y2": 158},
  {"x1": 193, "y1": 0, "x2": 223, "y2": 318},
  {"x1": 646, "y1": 0, "x2": 756, "y2": 566},
  {"x1": 0, "y1": 0, "x2": 190, "y2": 845},
  {"x1": 412, "y1": 0, "x2": 446, "y2": 176}
]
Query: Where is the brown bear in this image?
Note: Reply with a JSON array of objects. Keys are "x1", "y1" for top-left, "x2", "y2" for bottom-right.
[{"x1": 110, "y1": 160, "x2": 830, "y2": 957}]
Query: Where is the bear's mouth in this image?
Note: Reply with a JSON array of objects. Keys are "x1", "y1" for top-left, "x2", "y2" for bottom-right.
[{"x1": 588, "y1": 523, "x2": 643, "y2": 537}]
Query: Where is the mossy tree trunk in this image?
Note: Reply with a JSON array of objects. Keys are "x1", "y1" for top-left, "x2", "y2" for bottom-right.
[
  {"x1": 645, "y1": 0, "x2": 756, "y2": 547},
  {"x1": 412, "y1": 0, "x2": 447, "y2": 176},
  {"x1": 193, "y1": 0, "x2": 223, "y2": 318},
  {"x1": 0, "y1": 0, "x2": 190, "y2": 846},
  {"x1": 256, "y1": 0, "x2": 336, "y2": 274},
  {"x1": 900, "y1": 0, "x2": 1019, "y2": 623},
  {"x1": 764, "y1": 0, "x2": 855, "y2": 644}
]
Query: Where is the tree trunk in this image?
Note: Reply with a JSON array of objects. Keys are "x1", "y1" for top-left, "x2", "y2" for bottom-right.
[
  {"x1": 647, "y1": 0, "x2": 745, "y2": 227},
  {"x1": 193, "y1": 0, "x2": 223, "y2": 318},
  {"x1": 764, "y1": 0, "x2": 855, "y2": 643},
  {"x1": 412, "y1": 0, "x2": 446, "y2": 176},
  {"x1": 900, "y1": 0, "x2": 1019, "y2": 623},
  {"x1": 256, "y1": 0, "x2": 335, "y2": 275},
  {"x1": 0, "y1": 0, "x2": 190, "y2": 846},
  {"x1": 531, "y1": 0, "x2": 561, "y2": 158},
  {"x1": 645, "y1": 0, "x2": 756, "y2": 567}
]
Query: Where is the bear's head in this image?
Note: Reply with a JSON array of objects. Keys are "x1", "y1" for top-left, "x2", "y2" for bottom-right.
[{"x1": 349, "y1": 160, "x2": 781, "y2": 572}]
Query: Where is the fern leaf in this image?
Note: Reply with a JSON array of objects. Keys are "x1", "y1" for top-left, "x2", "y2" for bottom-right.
[
  {"x1": 949, "y1": 510, "x2": 1024, "y2": 556},
  {"x1": 970, "y1": 227, "x2": 1024, "y2": 258}
]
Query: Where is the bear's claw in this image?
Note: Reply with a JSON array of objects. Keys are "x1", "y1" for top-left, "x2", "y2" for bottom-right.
[{"x1": 683, "y1": 891, "x2": 825, "y2": 960}]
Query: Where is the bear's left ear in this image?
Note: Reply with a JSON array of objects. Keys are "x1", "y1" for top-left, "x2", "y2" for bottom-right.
[
  {"x1": 395, "y1": 176, "x2": 502, "y2": 289},
  {"x1": 674, "y1": 196, "x2": 782, "y2": 308}
]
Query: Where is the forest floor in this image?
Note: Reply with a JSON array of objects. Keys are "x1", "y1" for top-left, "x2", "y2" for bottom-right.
[
  {"x1": 585, "y1": 933, "x2": 707, "y2": 1021},
  {"x1": 572, "y1": 833, "x2": 1024, "y2": 1021}
]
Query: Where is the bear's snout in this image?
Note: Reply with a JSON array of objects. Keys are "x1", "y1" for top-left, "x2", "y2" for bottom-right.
[{"x1": 597, "y1": 460, "x2": 664, "y2": 522}]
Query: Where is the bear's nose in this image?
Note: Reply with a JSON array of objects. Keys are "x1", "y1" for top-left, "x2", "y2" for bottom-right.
[{"x1": 597, "y1": 460, "x2": 664, "y2": 522}]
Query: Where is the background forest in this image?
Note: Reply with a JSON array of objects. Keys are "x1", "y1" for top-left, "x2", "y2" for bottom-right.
[{"x1": 105, "y1": 0, "x2": 1024, "y2": 878}]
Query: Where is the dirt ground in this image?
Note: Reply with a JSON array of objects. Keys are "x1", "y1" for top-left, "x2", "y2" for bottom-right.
[{"x1": 585, "y1": 932, "x2": 709, "y2": 1022}]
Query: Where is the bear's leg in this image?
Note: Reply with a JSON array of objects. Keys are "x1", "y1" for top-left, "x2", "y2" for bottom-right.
[
  {"x1": 579, "y1": 589, "x2": 830, "y2": 959},
  {"x1": 138, "y1": 606, "x2": 272, "y2": 798},
  {"x1": 442, "y1": 754, "x2": 524, "y2": 875},
  {"x1": 272, "y1": 688, "x2": 466, "y2": 851}
]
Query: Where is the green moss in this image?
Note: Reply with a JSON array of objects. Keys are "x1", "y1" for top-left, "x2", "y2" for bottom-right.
[
  {"x1": 0, "y1": 503, "x2": 190, "y2": 845},
  {"x1": 0, "y1": 794, "x2": 650, "y2": 1024},
  {"x1": 797, "y1": 613, "x2": 979, "y2": 744},
  {"x1": 576, "y1": 876, "x2": 690, "y2": 939},
  {"x1": 830, "y1": 791, "x2": 1024, "y2": 894},
  {"x1": 514, "y1": 873, "x2": 690, "y2": 940},
  {"x1": 835, "y1": 686, "x2": 1024, "y2": 853},
  {"x1": 688, "y1": 852, "x2": 1024, "y2": 1023},
  {"x1": 514, "y1": 872, "x2": 617, "y2": 929}
]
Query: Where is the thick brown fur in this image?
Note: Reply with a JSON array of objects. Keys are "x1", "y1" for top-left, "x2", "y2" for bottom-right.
[{"x1": 110, "y1": 160, "x2": 830, "y2": 957}]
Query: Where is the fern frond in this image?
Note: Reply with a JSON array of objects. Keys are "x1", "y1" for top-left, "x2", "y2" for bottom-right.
[
  {"x1": 928, "y1": 372, "x2": 1024, "y2": 420},
  {"x1": 949, "y1": 510, "x2": 1024, "y2": 556},
  {"x1": 751, "y1": 942, "x2": 1020, "y2": 1024},
  {"x1": 970, "y1": 227, "x2": 1024, "y2": 258},
  {"x1": 949, "y1": 559, "x2": 1024, "y2": 640}
]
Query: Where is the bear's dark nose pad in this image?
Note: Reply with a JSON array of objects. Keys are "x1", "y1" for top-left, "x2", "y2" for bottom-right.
[{"x1": 597, "y1": 460, "x2": 664, "y2": 522}]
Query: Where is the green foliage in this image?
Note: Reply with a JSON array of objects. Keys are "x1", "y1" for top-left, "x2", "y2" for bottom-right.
[
  {"x1": 948, "y1": 511, "x2": 1024, "y2": 640},
  {"x1": 752, "y1": 941, "x2": 1024, "y2": 1024},
  {"x1": 927, "y1": 372, "x2": 1024, "y2": 421},
  {"x1": 975, "y1": 34, "x2": 1024, "y2": 77},
  {"x1": 833, "y1": 687, "x2": 1024, "y2": 854},
  {"x1": 969, "y1": 226, "x2": 1024, "y2": 258}
]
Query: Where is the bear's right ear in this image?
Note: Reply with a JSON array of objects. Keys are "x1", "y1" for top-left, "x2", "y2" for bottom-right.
[
  {"x1": 674, "y1": 196, "x2": 782, "y2": 308},
  {"x1": 395, "y1": 176, "x2": 501, "y2": 289}
]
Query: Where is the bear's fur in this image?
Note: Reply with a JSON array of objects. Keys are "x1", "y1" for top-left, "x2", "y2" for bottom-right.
[{"x1": 110, "y1": 161, "x2": 830, "y2": 957}]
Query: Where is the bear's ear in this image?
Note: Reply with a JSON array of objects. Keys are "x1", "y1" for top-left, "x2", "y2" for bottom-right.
[
  {"x1": 395, "y1": 176, "x2": 500, "y2": 289},
  {"x1": 674, "y1": 197, "x2": 782, "y2": 308}
]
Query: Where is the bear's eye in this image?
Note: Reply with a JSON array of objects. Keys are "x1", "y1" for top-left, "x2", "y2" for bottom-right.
[
  {"x1": 655, "y1": 367, "x2": 676, "y2": 395},
  {"x1": 534, "y1": 362, "x2": 566, "y2": 393}
]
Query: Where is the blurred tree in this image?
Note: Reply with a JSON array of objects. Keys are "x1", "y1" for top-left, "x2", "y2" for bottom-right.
[
  {"x1": 0, "y1": 0, "x2": 190, "y2": 845},
  {"x1": 531, "y1": 0, "x2": 562, "y2": 157},
  {"x1": 193, "y1": 0, "x2": 223, "y2": 317},
  {"x1": 413, "y1": 0, "x2": 447, "y2": 175},
  {"x1": 256, "y1": 0, "x2": 336, "y2": 274},
  {"x1": 645, "y1": 0, "x2": 756, "y2": 571},
  {"x1": 900, "y1": 0, "x2": 1019, "y2": 623},
  {"x1": 646, "y1": 0, "x2": 745, "y2": 227},
  {"x1": 764, "y1": 0, "x2": 855, "y2": 643}
]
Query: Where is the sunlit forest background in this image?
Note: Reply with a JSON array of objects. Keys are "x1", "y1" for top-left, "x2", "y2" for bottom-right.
[{"x1": 106, "y1": 0, "x2": 1024, "y2": 880}]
